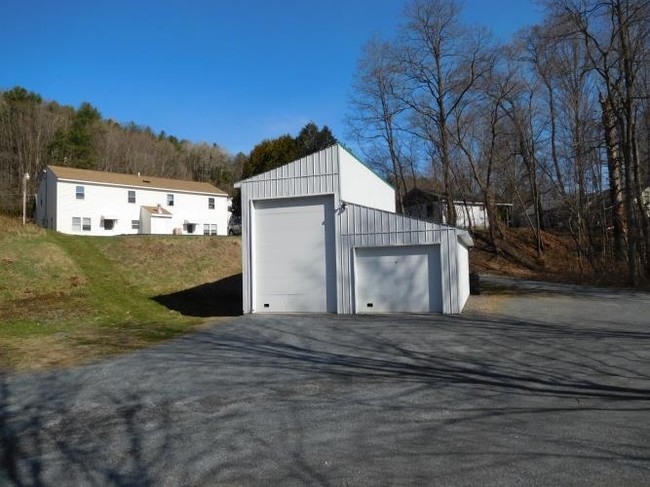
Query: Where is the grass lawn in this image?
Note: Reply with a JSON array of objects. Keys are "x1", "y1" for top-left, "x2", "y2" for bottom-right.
[{"x1": 0, "y1": 215, "x2": 241, "y2": 372}]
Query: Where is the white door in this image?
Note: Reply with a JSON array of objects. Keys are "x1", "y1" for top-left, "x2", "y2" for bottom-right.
[
  {"x1": 253, "y1": 195, "x2": 336, "y2": 312},
  {"x1": 355, "y1": 245, "x2": 442, "y2": 313}
]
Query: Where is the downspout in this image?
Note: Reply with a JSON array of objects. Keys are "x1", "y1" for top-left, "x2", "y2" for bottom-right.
[
  {"x1": 335, "y1": 146, "x2": 346, "y2": 314},
  {"x1": 44, "y1": 168, "x2": 48, "y2": 228}
]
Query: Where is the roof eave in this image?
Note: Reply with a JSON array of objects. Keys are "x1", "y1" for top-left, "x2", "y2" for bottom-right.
[{"x1": 55, "y1": 176, "x2": 227, "y2": 196}]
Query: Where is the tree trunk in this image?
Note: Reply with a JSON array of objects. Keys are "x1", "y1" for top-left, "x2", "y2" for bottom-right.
[
  {"x1": 600, "y1": 93, "x2": 627, "y2": 261},
  {"x1": 632, "y1": 117, "x2": 650, "y2": 279},
  {"x1": 615, "y1": 0, "x2": 640, "y2": 284}
]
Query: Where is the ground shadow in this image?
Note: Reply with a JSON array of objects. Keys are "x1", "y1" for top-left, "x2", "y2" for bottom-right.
[
  {"x1": 3, "y1": 309, "x2": 650, "y2": 485},
  {"x1": 153, "y1": 273, "x2": 242, "y2": 317}
]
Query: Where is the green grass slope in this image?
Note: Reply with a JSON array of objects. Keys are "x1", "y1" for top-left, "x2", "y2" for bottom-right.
[{"x1": 0, "y1": 215, "x2": 241, "y2": 372}]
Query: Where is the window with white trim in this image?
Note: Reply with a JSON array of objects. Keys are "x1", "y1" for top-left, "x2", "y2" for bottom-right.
[
  {"x1": 76, "y1": 186, "x2": 85, "y2": 199},
  {"x1": 131, "y1": 220, "x2": 140, "y2": 230},
  {"x1": 208, "y1": 197, "x2": 215, "y2": 209},
  {"x1": 72, "y1": 217, "x2": 91, "y2": 232},
  {"x1": 210, "y1": 224, "x2": 217, "y2": 236},
  {"x1": 203, "y1": 224, "x2": 210, "y2": 235},
  {"x1": 128, "y1": 190, "x2": 136, "y2": 203},
  {"x1": 167, "y1": 194, "x2": 174, "y2": 206}
]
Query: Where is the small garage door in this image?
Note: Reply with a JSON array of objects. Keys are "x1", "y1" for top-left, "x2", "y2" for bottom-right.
[
  {"x1": 355, "y1": 245, "x2": 442, "y2": 313},
  {"x1": 253, "y1": 195, "x2": 336, "y2": 313}
]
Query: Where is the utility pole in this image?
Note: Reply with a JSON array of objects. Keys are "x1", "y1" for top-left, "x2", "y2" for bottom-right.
[{"x1": 22, "y1": 172, "x2": 30, "y2": 225}]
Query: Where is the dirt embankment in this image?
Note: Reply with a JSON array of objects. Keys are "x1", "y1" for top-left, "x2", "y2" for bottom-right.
[{"x1": 469, "y1": 227, "x2": 637, "y2": 288}]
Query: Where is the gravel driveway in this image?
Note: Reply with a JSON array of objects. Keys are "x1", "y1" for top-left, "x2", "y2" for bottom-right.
[{"x1": 2, "y1": 279, "x2": 650, "y2": 486}]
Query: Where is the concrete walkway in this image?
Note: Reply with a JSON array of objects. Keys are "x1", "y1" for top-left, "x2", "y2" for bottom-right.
[{"x1": 2, "y1": 283, "x2": 650, "y2": 486}]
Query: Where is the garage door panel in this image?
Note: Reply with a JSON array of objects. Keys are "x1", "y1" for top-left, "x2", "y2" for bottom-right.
[
  {"x1": 253, "y1": 196, "x2": 335, "y2": 313},
  {"x1": 355, "y1": 245, "x2": 442, "y2": 313}
]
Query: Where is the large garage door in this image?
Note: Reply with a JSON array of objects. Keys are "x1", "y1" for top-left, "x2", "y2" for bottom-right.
[
  {"x1": 355, "y1": 245, "x2": 442, "y2": 313},
  {"x1": 253, "y1": 195, "x2": 336, "y2": 312}
]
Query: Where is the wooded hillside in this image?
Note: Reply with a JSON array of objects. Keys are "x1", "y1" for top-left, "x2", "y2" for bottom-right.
[
  {"x1": 0, "y1": 87, "x2": 244, "y2": 214},
  {"x1": 348, "y1": 0, "x2": 650, "y2": 285}
]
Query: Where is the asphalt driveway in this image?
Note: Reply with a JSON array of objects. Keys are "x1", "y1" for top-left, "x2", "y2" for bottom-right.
[{"x1": 2, "y1": 281, "x2": 650, "y2": 486}]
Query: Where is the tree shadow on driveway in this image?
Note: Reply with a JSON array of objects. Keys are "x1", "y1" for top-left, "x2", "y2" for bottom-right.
[
  {"x1": 192, "y1": 313, "x2": 650, "y2": 401},
  {"x1": 2, "y1": 307, "x2": 650, "y2": 485}
]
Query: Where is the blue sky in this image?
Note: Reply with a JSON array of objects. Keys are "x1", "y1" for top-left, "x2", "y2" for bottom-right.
[{"x1": 1, "y1": 0, "x2": 543, "y2": 155}]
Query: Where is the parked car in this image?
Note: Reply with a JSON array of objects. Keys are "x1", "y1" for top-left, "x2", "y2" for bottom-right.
[{"x1": 228, "y1": 216, "x2": 241, "y2": 236}]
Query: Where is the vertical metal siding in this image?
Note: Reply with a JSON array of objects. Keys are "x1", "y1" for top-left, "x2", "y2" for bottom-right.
[
  {"x1": 244, "y1": 146, "x2": 340, "y2": 201},
  {"x1": 238, "y1": 144, "x2": 470, "y2": 315},
  {"x1": 238, "y1": 146, "x2": 341, "y2": 314},
  {"x1": 338, "y1": 203, "x2": 466, "y2": 314}
]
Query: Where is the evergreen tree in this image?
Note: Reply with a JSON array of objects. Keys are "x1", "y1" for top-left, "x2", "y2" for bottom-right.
[
  {"x1": 242, "y1": 122, "x2": 337, "y2": 179},
  {"x1": 295, "y1": 122, "x2": 337, "y2": 158},
  {"x1": 242, "y1": 134, "x2": 299, "y2": 179},
  {"x1": 49, "y1": 102, "x2": 101, "y2": 168}
]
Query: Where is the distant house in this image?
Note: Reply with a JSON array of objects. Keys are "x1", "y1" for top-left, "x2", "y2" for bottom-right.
[
  {"x1": 35, "y1": 165, "x2": 230, "y2": 236},
  {"x1": 530, "y1": 187, "x2": 650, "y2": 232},
  {"x1": 402, "y1": 188, "x2": 512, "y2": 229},
  {"x1": 523, "y1": 197, "x2": 570, "y2": 230}
]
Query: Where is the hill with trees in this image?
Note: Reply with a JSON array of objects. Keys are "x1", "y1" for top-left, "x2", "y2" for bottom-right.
[
  {"x1": 229, "y1": 123, "x2": 336, "y2": 215},
  {"x1": 241, "y1": 123, "x2": 336, "y2": 179},
  {"x1": 0, "y1": 86, "x2": 338, "y2": 224},
  {"x1": 347, "y1": 0, "x2": 650, "y2": 286},
  {"x1": 0, "y1": 86, "x2": 244, "y2": 214}
]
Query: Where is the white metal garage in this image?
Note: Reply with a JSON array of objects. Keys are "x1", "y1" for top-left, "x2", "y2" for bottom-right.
[
  {"x1": 355, "y1": 245, "x2": 442, "y2": 313},
  {"x1": 235, "y1": 144, "x2": 473, "y2": 315},
  {"x1": 253, "y1": 196, "x2": 336, "y2": 312}
]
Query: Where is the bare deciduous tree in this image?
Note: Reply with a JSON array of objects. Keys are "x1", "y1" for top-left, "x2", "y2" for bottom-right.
[
  {"x1": 397, "y1": 0, "x2": 491, "y2": 226},
  {"x1": 348, "y1": 36, "x2": 414, "y2": 211}
]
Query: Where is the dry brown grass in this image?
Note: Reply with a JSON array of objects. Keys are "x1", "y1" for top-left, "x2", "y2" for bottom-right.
[
  {"x1": 463, "y1": 294, "x2": 508, "y2": 315},
  {"x1": 470, "y1": 227, "x2": 634, "y2": 286},
  {"x1": 94, "y1": 236, "x2": 242, "y2": 296},
  {"x1": 0, "y1": 242, "x2": 87, "y2": 301},
  {"x1": 0, "y1": 326, "x2": 169, "y2": 372},
  {"x1": 0, "y1": 214, "x2": 243, "y2": 372},
  {"x1": 0, "y1": 336, "x2": 100, "y2": 372},
  {"x1": 0, "y1": 214, "x2": 88, "y2": 309},
  {"x1": 0, "y1": 213, "x2": 46, "y2": 237}
]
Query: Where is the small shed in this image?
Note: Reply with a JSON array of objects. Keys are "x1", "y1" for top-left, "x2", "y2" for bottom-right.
[{"x1": 234, "y1": 144, "x2": 473, "y2": 315}]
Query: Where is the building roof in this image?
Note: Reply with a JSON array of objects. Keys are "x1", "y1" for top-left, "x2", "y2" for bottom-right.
[
  {"x1": 48, "y1": 165, "x2": 227, "y2": 195},
  {"x1": 404, "y1": 187, "x2": 512, "y2": 206},
  {"x1": 142, "y1": 205, "x2": 173, "y2": 216},
  {"x1": 234, "y1": 143, "x2": 394, "y2": 191}
]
